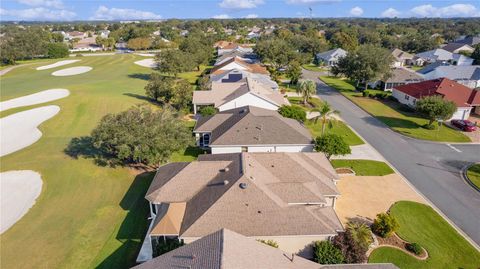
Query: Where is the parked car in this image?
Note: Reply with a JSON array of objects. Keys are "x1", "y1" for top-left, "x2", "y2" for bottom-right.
[{"x1": 451, "y1": 119, "x2": 477, "y2": 132}]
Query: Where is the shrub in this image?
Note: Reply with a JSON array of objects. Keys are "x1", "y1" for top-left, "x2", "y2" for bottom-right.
[
  {"x1": 368, "y1": 93, "x2": 375, "y2": 98},
  {"x1": 278, "y1": 105, "x2": 307, "y2": 122},
  {"x1": 314, "y1": 133, "x2": 351, "y2": 159},
  {"x1": 362, "y1": 91, "x2": 368, "y2": 97},
  {"x1": 406, "y1": 242, "x2": 424, "y2": 255},
  {"x1": 46, "y1": 43, "x2": 69, "y2": 58},
  {"x1": 372, "y1": 213, "x2": 399, "y2": 238},
  {"x1": 154, "y1": 238, "x2": 184, "y2": 257},
  {"x1": 199, "y1": 106, "x2": 217, "y2": 117},
  {"x1": 346, "y1": 221, "x2": 373, "y2": 249},
  {"x1": 333, "y1": 230, "x2": 367, "y2": 263},
  {"x1": 313, "y1": 240, "x2": 344, "y2": 264},
  {"x1": 257, "y1": 239, "x2": 279, "y2": 248},
  {"x1": 422, "y1": 123, "x2": 436, "y2": 130}
]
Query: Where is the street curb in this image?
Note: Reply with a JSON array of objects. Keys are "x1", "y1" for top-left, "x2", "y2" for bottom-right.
[{"x1": 461, "y1": 163, "x2": 480, "y2": 193}]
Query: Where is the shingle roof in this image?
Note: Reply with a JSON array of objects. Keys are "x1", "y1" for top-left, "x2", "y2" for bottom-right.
[
  {"x1": 321, "y1": 265, "x2": 399, "y2": 269},
  {"x1": 316, "y1": 48, "x2": 347, "y2": 61},
  {"x1": 210, "y1": 68, "x2": 278, "y2": 90},
  {"x1": 415, "y1": 49, "x2": 453, "y2": 61},
  {"x1": 385, "y1": 68, "x2": 424, "y2": 83},
  {"x1": 417, "y1": 61, "x2": 451, "y2": 75},
  {"x1": 442, "y1": 43, "x2": 474, "y2": 53},
  {"x1": 194, "y1": 106, "x2": 312, "y2": 146},
  {"x1": 211, "y1": 56, "x2": 269, "y2": 75},
  {"x1": 422, "y1": 65, "x2": 480, "y2": 80},
  {"x1": 390, "y1": 48, "x2": 414, "y2": 61},
  {"x1": 456, "y1": 36, "x2": 480, "y2": 46},
  {"x1": 146, "y1": 152, "x2": 342, "y2": 238},
  {"x1": 215, "y1": 50, "x2": 257, "y2": 66}
]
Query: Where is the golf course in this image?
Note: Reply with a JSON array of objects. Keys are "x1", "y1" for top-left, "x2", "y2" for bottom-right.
[{"x1": 0, "y1": 54, "x2": 199, "y2": 269}]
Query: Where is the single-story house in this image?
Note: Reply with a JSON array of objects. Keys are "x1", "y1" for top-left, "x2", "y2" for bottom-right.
[
  {"x1": 214, "y1": 41, "x2": 254, "y2": 56},
  {"x1": 66, "y1": 31, "x2": 86, "y2": 40},
  {"x1": 192, "y1": 77, "x2": 288, "y2": 113},
  {"x1": 134, "y1": 228, "x2": 399, "y2": 269},
  {"x1": 214, "y1": 50, "x2": 257, "y2": 66},
  {"x1": 137, "y1": 152, "x2": 343, "y2": 262},
  {"x1": 210, "y1": 68, "x2": 278, "y2": 90},
  {"x1": 417, "y1": 61, "x2": 451, "y2": 75},
  {"x1": 371, "y1": 67, "x2": 424, "y2": 91},
  {"x1": 441, "y1": 43, "x2": 475, "y2": 54},
  {"x1": 210, "y1": 56, "x2": 269, "y2": 76},
  {"x1": 415, "y1": 49, "x2": 473, "y2": 66},
  {"x1": 420, "y1": 65, "x2": 480, "y2": 89},
  {"x1": 455, "y1": 35, "x2": 480, "y2": 46},
  {"x1": 390, "y1": 48, "x2": 415, "y2": 67},
  {"x1": 193, "y1": 106, "x2": 313, "y2": 154},
  {"x1": 392, "y1": 78, "x2": 480, "y2": 120},
  {"x1": 315, "y1": 48, "x2": 347, "y2": 67}
]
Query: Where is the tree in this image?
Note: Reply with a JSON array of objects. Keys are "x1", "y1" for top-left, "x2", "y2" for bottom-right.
[
  {"x1": 346, "y1": 221, "x2": 372, "y2": 249},
  {"x1": 332, "y1": 230, "x2": 367, "y2": 263},
  {"x1": 144, "y1": 73, "x2": 192, "y2": 110},
  {"x1": 330, "y1": 31, "x2": 358, "y2": 52},
  {"x1": 313, "y1": 241, "x2": 344, "y2": 264},
  {"x1": 90, "y1": 106, "x2": 191, "y2": 167},
  {"x1": 155, "y1": 50, "x2": 193, "y2": 77},
  {"x1": 372, "y1": 213, "x2": 399, "y2": 238},
  {"x1": 199, "y1": 106, "x2": 217, "y2": 117},
  {"x1": 297, "y1": 80, "x2": 316, "y2": 105},
  {"x1": 314, "y1": 134, "x2": 351, "y2": 159},
  {"x1": 471, "y1": 44, "x2": 480, "y2": 65},
  {"x1": 254, "y1": 37, "x2": 296, "y2": 70},
  {"x1": 415, "y1": 95, "x2": 457, "y2": 127},
  {"x1": 196, "y1": 74, "x2": 211, "y2": 91},
  {"x1": 179, "y1": 37, "x2": 212, "y2": 70},
  {"x1": 46, "y1": 43, "x2": 69, "y2": 58},
  {"x1": 286, "y1": 60, "x2": 302, "y2": 85},
  {"x1": 127, "y1": 37, "x2": 152, "y2": 50},
  {"x1": 312, "y1": 101, "x2": 339, "y2": 135},
  {"x1": 170, "y1": 79, "x2": 193, "y2": 110},
  {"x1": 278, "y1": 105, "x2": 307, "y2": 122}
]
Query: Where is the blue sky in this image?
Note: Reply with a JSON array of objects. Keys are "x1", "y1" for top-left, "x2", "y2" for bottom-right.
[{"x1": 1, "y1": 0, "x2": 479, "y2": 21}]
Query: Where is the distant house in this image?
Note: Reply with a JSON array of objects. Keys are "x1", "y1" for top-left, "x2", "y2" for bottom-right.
[
  {"x1": 392, "y1": 78, "x2": 480, "y2": 120},
  {"x1": 211, "y1": 56, "x2": 269, "y2": 75},
  {"x1": 214, "y1": 50, "x2": 257, "y2": 66},
  {"x1": 455, "y1": 35, "x2": 480, "y2": 47},
  {"x1": 417, "y1": 61, "x2": 451, "y2": 75},
  {"x1": 137, "y1": 152, "x2": 343, "y2": 262},
  {"x1": 441, "y1": 43, "x2": 475, "y2": 54},
  {"x1": 415, "y1": 49, "x2": 473, "y2": 66},
  {"x1": 192, "y1": 77, "x2": 287, "y2": 113},
  {"x1": 66, "y1": 31, "x2": 86, "y2": 40},
  {"x1": 391, "y1": 48, "x2": 415, "y2": 67},
  {"x1": 214, "y1": 41, "x2": 254, "y2": 56},
  {"x1": 315, "y1": 48, "x2": 347, "y2": 67},
  {"x1": 210, "y1": 68, "x2": 278, "y2": 90},
  {"x1": 420, "y1": 65, "x2": 480, "y2": 89},
  {"x1": 193, "y1": 106, "x2": 313, "y2": 153},
  {"x1": 69, "y1": 36, "x2": 102, "y2": 52},
  {"x1": 134, "y1": 228, "x2": 399, "y2": 269},
  {"x1": 371, "y1": 67, "x2": 424, "y2": 91},
  {"x1": 98, "y1": 30, "x2": 110, "y2": 38}
]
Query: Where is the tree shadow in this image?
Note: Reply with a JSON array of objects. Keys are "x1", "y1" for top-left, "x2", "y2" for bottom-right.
[
  {"x1": 64, "y1": 136, "x2": 114, "y2": 167},
  {"x1": 374, "y1": 116, "x2": 421, "y2": 130},
  {"x1": 128, "y1": 73, "x2": 151, "y2": 81}
]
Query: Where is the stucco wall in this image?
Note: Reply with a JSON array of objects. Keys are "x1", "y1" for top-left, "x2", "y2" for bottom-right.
[
  {"x1": 210, "y1": 145, "x2": 314, "y2": 154},
  {"x1": 218, "y1": 92, "x2": 279, "y2": 111}
]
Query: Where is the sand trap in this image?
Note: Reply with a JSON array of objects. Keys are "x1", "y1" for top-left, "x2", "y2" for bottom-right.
[
  {"x1": 134, "y1": 58, "x2": 156, "y2": 68},
  {"x1": 0, "y1": 170, "x2": 43, "y2": 234},
  {"x1": 1, "y1": 105, "x2": 60, "y2": 157},
  {"x1": 52, "y1": 66, "x2": 92, "y2": 76},
  {"x1": 36, "y1": 60, "x2": 80, "y2": 70},
  {"x1": 0, "y1": 89, "x2": 69, "y2": 112},
  {"x1": 136, "y1": 53, "x2": 156, "y2": 57}
]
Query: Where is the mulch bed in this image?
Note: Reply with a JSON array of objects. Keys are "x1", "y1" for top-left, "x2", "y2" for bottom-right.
[{"x1": 376, "y1": 233, "x2": 428, "y2": 260}]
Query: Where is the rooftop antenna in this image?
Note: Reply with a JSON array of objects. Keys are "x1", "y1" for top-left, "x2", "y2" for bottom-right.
[{"x1": 309, "y1": 7, "x2": 313, "y2": 19}]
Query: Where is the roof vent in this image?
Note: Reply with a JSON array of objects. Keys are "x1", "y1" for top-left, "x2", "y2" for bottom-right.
[
  {"x1": 239, "y1": 182, "x2": 248, "y2": 189},
  {"x1": 257, "y1": 210, "x2": 262, "y2": 214},
  {"x1": 239, "y1": 108, "x2": 247, "y2": 114},
  {"x1": 223, "y1": 180, "x2": 229, "y2": 185},
  {"x1": 224, "y1": 167, "x2": 230, "y2": 172}
]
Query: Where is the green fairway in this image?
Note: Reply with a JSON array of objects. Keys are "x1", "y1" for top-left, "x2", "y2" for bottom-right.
[
  {"x1": 305, "y1": 120, "x2": 364, "y2": 146},
  {"x1": 320, "y1": 76, "x2": 470, "y2": 143},
  {"x1": 368, "y1": 201, "x2": 480, "y2": 268},
  {"x1": 0, "y1": 55, "x2": 202, "y2": 269},
  {"x1": 330, "y1": 159, "x2": 394, "y2": 176},
  {"x1": 302, "y1": 63, "x2": 328, "y2": 72},
  {"x1": 466, "y1": 164, "x2": 480, "y2": 189}
]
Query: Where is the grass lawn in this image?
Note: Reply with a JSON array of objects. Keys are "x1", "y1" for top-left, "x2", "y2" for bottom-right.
[
  {"x1": 320, "y1": 76, "x2": 470, "y2": 143},
  {"x1": 330, "y1": 159, "x2": 394, "y2": 176},
  {"x1": 305, "y1": 120, "x2": 364, "y2": 146},
  {"x1": 368, "y1": 201, "x2": 480, "y2": 268},
  {"x1": 280, "y1": 81, "x2": 299, "y2": 92},
  {"x1": 0, "y1": 54, "x2": 202, "y2": 269},
  {"x1": 288, "y1": 96, "x2": 323, "y2": 110},
  {"x1": 466, "y1": 164, "x2": 480, "y2": 189},
  {"x1": 302, "y1": 63, "x2": 328, "y2": 72}
]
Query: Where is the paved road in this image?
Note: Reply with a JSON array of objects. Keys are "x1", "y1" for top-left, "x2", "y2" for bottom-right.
[{"x1": 302, "y1": 69, "x2": 480, "y2": 247}]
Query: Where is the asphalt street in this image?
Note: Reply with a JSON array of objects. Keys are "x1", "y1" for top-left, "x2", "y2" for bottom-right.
[{"x1": 302, "y1": 69, "x2": 480, "y2": 247}]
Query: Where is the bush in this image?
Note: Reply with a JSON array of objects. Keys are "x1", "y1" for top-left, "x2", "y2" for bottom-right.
[
  {"x1": 372, "y1": 213, "x2": 399, "y2": 238},
  {"x1": 278, "y1": 105, "x2": 307, "y2": 122},
  {"x1": 422, "y1": 123, "x2": 436, "y2": 130},
  {"x1": 313, "y1": 241, "x2": 344, "y2": 264},
  {"x1": 199, "y1": 106, "x2": 216, "y2": 117},
  {"x1": 257, "y1": 239, "x2": 279, "y2": 248},
  {"x1": 406, "y1": 242, "x2": 424, "y2": 255},
  {"x1": 154, "y1": 238, "x2": 184, "y2": 257},
  {"x1": 362, "y1": 91, "x2": 368, "y2": 97},
  {"x1": 314, "y1": 133, "x2": 351, "y2": 159},
  {"x1": 333, "y1": 230, "x2": 367, "y2": 263},
  {"x1": 46, "y1": 43, "x2": 69, "y2": 58}
]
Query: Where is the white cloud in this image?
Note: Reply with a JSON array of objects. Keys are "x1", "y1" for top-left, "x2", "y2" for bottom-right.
[
  {"x1": 219, "y1": 0, "x2": 264, "y2": 9},
  {"x1": 245, "y1": 13, "x2": 259, "y2": 18},
  {"x1": 349, "y1": 6, "x2": 363, "y2": 16},
  {"x1": 90, "y1": 6, "x2": 162, "y2": 20},
  {"x1": 0, "y1": 7, "x2": 75, "y2": 20},
  {"x1": 381, "y1": 8, "x2": 401, "y2": 18},
  {"x1": 17, "y1": 0, "x2": 64, "y2": 9},
  {"x1": 286, "y1": 0, "x2": 341, "y2": 5},
  {"x1": 410, "y1": 4, "x2": 480, "y2": 17},
  {"x1": 212, "y1": 14, "x2": 231, "y2": 19}
]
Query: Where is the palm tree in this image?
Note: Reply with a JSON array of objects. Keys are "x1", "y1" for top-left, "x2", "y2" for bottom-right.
[
  {"x1": 312, "y1": 101, "x2": 340, "y2": 135},
  {"x1": 297, "y1": 80, "x2": 316, "y2": 105},
  {"x1": 346, "y1": 221, "x2": 372, "y2": 248}
]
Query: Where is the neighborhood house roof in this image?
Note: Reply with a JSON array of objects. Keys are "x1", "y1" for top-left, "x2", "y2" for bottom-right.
[
  {"x1": 421, "y1": 65, "x2": 480, "y2": 81},
  {"x1": 393, "y1": 78, "x2": 480, "y2": 107},
  {"x1": 391, "y1": 48, "x2": 414, "y2": 61},
  {"x1": 415, "y1": 49, "x2": 473, "y2": 65},
  {"x1": 417, "y1": 61, "x2": 451, "y2": 75},
  {"x1": 456, "y1": 36, "x2": 480, "y2": 46},
  {"x1": 145, "y1": 152, "x2": 342, "y2": 238},
  {"x1": 210, "y1": 68, "x2": 278, "y2": 90},
  {"x1": 316, "y1": 48, "x2": 347, "y2": 61},
  {"x1": 194, "y1": 106, "x2": 312, "y2": 146},
  {"x1": 211, "y1": 56, "x2": 269, "y2": 75},
  {"x1": 385, "y1": 68, "x2": 424, "y2": 83},
  {"x1": 215, "y1": 50, "x2": 257, "y2": 66},
  {"x1": 442, "y1": 43, "x2": 474, "y2": 53}
]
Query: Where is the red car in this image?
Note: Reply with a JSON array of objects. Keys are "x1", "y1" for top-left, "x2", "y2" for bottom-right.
[{"x1": 451, "y1": 120, "x2": 477, "y2": 132}]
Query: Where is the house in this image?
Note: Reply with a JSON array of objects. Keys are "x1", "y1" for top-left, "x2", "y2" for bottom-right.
[
  {"x1": 417, "y1": 61, "x2": 451, "y2": 75},
  {"x1": 455, "y1": 35, "x2": 480, "y2": 46},
  {"x1": 415, "y1": 49, "x2": 473, "y2": 66},
  {"x1": 214, "y1": 41, "x2": 254, "y2": 56},
  {"x1": 247, "y1": 31, "x2": 261, "y2": 39},
  {"x1": 211, "y1": 56, "x2": 269, "y2": 75},
  {"x1": 390, "y1": 48, "x2": 415, "y2": 67},
  {"x1": 210, "y1": 68, "x2": 278, "y2": 90},
  {"x1": 441, "y1": 43, "x2": 475, "y2": 54},
  {"x1": 315, "y1": 48, "x2": 347, "y2": 67},
  {"x1": 69, "y1": 37, "x2": 102, "y2": 52},
  {"x1": 192, "y1": 77, "x2": 287, "y2": 113},
  {"x1": 371, "y1": 68, "x2": 424, "y2": 91},
  {"x1": 420, "y1": 65, "x2": 480, "y2": 89},
  {"x1": 98, "y1": 30, "x2": 110, "y2": 38},
  {"x1": 193, "y1": 106, "x2": 313, "y2": 153},
  {"x1": 392, "y1": 78, "x2": 480, "y2": 120},
  {"x1": 137, "y1": 151, "x2": 343, "y2": 262},
  {"x1": 133, "y1": 228, "x2": 399, "y2": 269},
  {"x1": 214, "y1": 50, "x2": 257, "y2": 66},
  {"x1": 66, "y1": 31, "x2": 86, "y2": 40}
]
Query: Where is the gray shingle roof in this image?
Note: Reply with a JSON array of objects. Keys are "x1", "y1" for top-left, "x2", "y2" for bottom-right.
[
  {"x1": 316, "y1": 48, "x2": 347, "y2": 61},
  {"x1": 385, "y1": 68, "x2": 424, "y2": 83},
  {"x1": 442, "y1": 43, "x2": 474, "y2": 53},
  {"x1": 423, "y1": 65, "x2": 480, "y2": 80}
]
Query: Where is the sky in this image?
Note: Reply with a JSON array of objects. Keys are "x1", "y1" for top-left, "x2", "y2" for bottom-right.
[{"x1": 0, "y1": 0, "x2": 479, "y2": 21}]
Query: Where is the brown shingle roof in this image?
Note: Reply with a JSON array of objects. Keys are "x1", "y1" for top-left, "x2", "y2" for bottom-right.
[
  {"x1": 391, "y1": 48, "x2": 414, "y2": 61},
  {"x1": 385, "y1": 68, "x2": 424, "y2": 83},
  {"x1": 211, "y1": 57, "x2": 269, "y2": 75}
]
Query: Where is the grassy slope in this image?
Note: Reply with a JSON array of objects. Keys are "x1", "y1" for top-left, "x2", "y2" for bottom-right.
[
  {"x1": 0, "y1": 55, "x2": 202, "y2": 269},
  {"x1": 319, "y1": 76, "x2": 470, "y2": 142},
  {"x1": 305, "y1": 120, "x2": 364, "y2": 146},
  {"x1": 369, "y1": 201, "x2": 480, "y2": 269},
  {"x1": 466, "y1": 164, "x2": 480, "y2": 189},
  {"x1": 330, "y1": 159, "x2": 394, "y2": 176},
  {"x1": 302, "y1": 63, "x2": 328, "y2": 72}
]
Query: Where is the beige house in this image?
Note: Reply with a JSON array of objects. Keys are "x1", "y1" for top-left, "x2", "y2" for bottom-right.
[
  {"x1": 137, "y1": 152, "x2": 343, "y2": 262},
  {"x1": 390, "y1": 48, "x2": 415, "y2": 67}
]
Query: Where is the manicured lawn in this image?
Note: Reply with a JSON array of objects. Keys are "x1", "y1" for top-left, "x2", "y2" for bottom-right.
[
  {"x1": 330, "y1": 159, "x2": 394, "y2": 176},
  {"x1": 320, "y1": 76, "x2": 470, "y2": 142},
  {"x1": 369, "y1": 201, "x2": 480, "y2": 268},
  {"x1": 288, "y1": 96, "x2": 323, "y2": 110},
  {"x1": 280, "y1": 81, "x2": 299, "y2": 92},
  {"x1": 305, "y1": 120, "x2": 364, "y2": 146},
  {"x1": 466, "y1": 164, "x2": 480, "y2": 189},
  {"x1": 0, "y1": 55, "x2": 201, "y2": 269},
  {"x1": 302, "y1": 63, "x2": 328, "y2": 72}
]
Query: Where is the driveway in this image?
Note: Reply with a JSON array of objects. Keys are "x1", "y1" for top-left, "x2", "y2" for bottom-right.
[{"x1": 302, "y1": 69, "x2": 480, "y2": 248}]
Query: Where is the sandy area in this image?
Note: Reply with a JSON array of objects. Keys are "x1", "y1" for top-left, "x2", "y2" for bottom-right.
[
  {"x1": 51, "y1": 66, "x2": 92, "y2": 76},
  {"x1": 1, "y1": 105, "x2": 60, "y2": 157},
  {"x1": 0, "y1": 170, "x2": 43, "y2": 234},
  {"x1": 0, "y1": 89, "x2": 69, "y2": 112},
  {"x1": 136, "y1": 53, "x2": 156, "y2": 57},
  {"x1": 335, "y1": 174, "x2": 426, "y2": 225},
  {"x1": 134, "y1": 58, "x2": 156, "y2": 68},
  {"x1": 36, "y1": 60, "x2": 80, "y2": 70}
]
